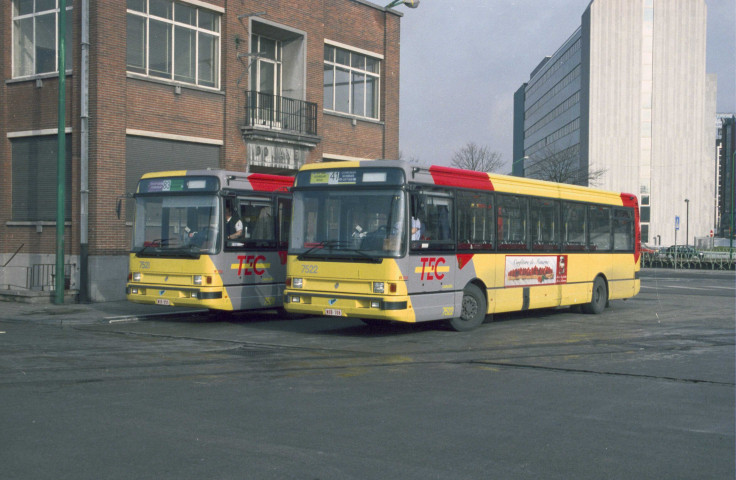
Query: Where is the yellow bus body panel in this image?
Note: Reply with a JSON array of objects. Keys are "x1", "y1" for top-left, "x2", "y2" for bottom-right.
[
  {"x1": 284, "y1": 256, "x2": 419, "y2": 323},
  {"x1": 140, "y1": 170, "x2": 189, "y2": 180},
  {"x1": 126, "y1": 254, "x2": 233, "y2": 310}
]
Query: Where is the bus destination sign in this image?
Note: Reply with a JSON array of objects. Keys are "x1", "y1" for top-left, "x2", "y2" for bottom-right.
[
  {"x1": 310, "y1": 171, "x2": 357, "y2": 185},
  {"x1": 138, "y1": 176, "x2": 219, "y2": 194},
  {"x1": 299, "y1": 168, "x2": 405, "y2": 187}
]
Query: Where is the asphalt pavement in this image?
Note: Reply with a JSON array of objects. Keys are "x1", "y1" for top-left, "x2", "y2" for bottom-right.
[
  {"x1": 2, "y1": 267, "x2": 732, "y2": 325},
  {"x1": 1, "y1": 268, "x2": 733, "y2": 479},
  {"x1": 0, "y1": 296, "x2": 207, "y2": 325}
]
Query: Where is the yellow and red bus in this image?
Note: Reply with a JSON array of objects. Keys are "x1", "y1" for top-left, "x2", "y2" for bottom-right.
[
  {"x1": 284, "y1": 160, "x2": 640, "y2": 331},
  {"x1": 126, "y1": 169, "x2": 293, "y2": 311}
]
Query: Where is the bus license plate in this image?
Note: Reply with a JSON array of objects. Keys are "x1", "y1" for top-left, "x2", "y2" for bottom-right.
[
  {"x1": 156, "y1": 299, "x2": 171, "y2": 306},
  {"x1": 324, "y1": 308, "x2": 342, "y2": 316}
]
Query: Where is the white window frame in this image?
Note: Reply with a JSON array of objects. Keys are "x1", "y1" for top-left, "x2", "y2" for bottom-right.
[
  {"x1": 126, "y1": 0, "x2": 221, "y2": 90},
  {"x1": 323, "y1": 40, "x2": 381, "y2": 120},
  {"x1": 12, "y1": 0, "x2": 74, "y2": 79},
  {"x1": 250, "y1": 34, "x2": 283, "y2": 127},
  {"x1": 251, "y1": 34, "x2": 283, "y2": 97}
]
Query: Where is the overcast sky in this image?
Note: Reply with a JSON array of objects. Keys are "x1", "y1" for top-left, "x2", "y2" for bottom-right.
[{"x1": 398, "y1": 0, "x2": 736, "y2": 172}]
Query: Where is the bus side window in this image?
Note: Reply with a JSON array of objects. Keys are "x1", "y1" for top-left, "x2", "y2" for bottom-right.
[
  {"x1": 411, "y1": 191, "x2": 454, "y2": 250},
  {"x1": 530, "y1": 198, "x2": 560, "y2": 251},
  {"x1": 241, "y1": 205, "x2": 259, "y2": 238},
  {"x1": 612, "y1": 208, "x2": 634, "y2": 251},
  {"x1": 498, "y1": 194, "x2": 528, "y2": 251},
  {"x1": 253, "y1": 205, "x2": 275, "y2": 240},
  {"x1": 457, "y1": 192, "x2": 494, "y2": 250},
  {"x1": 562, "y1": 202, "x2": 587, "y2": 251},
  {"x1": 588, "y1": 206, "x2": 611, "y2": 251}
]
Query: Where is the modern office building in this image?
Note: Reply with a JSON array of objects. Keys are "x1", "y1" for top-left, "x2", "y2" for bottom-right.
[
  {"x1": 1, "y1": 0, "x2": 403, "y2": 302},
  {"x1": 716, "y1": 114, "x2": 736, "y2": 238},
  {"x1": 513, "y1": 0, "x2": 716, "y2": 247}
]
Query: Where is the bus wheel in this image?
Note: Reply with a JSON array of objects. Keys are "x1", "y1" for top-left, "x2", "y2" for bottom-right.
[
  {"x1": 582, "y1": 276, "x2": 607, "y2": 314},
  {"x1": 447, "y1": 284, "x2": 486, "y2": 332}
]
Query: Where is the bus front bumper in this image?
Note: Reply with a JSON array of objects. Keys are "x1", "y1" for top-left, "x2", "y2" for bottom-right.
[
  {"x1": 126, "y1": 284, "x2": 225, "y2": 308},
  {"x1": 283, "y1": 290, "x2": 413, "y2": 322}
]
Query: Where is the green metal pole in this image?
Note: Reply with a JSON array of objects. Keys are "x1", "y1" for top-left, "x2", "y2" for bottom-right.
[{"x1": 55, "y1": 0, "x2": 67, "y2": 304}]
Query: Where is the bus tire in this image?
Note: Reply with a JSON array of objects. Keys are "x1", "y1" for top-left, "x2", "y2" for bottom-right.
[
  {"x1": 447, "y1": 283, "x2": 486, "y2": 332},
  {"x1": 582, "y1": 276, "x2": 607, "y2": 314}
]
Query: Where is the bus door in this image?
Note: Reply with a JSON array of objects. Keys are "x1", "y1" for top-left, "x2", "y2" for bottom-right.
[
  {"x1": 218, "y1": 194, "x2": 287, "y2": 310},
  {"x1": 407, "y1": 190, "x2": 459, "y2": 322}
]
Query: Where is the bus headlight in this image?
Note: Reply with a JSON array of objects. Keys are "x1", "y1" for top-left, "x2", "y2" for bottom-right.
[
  {"x1": 292, "y1": 278, "x2": 303, "y2": 289},
  {"x1": 373, "y1": 282, "x2": 385, "y2": 294},
  {"x1": 371, "y1": 300, "x2": 381, "y2": 308},
  {"x1": 193, "y1": 275, "x2": 203, "y2": 285},
  {"x1": 132, "y1": 272, "x2": 141, "y2": 282}
]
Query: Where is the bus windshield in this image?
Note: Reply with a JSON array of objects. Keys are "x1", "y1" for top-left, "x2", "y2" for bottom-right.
[
  {"x1": 132, "y1": 195, "x2": 221, "y2": 257},
  {"x1": 290, "y1": 189, "x2": 406, "y2": 260}
]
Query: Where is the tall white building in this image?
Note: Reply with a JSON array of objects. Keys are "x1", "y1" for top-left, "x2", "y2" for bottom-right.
[{"x1": 513, "y1": 0, "x2": 717, "y2": 247}]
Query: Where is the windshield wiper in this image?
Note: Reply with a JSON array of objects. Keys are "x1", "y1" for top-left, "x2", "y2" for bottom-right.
[
  {"x1": 297, "y1": 240, "x2": 343, "y2": 260},
  {"x1": 297, "y1": 240, "x2": 381, "y2": 263},
  {"x1": 135, "y1": 239, "x2": 201, "y2": 258}
]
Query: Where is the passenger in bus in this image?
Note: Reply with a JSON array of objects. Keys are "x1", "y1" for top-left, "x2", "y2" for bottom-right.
[
  {"x1": 407, "y1": 197, "x2": 425, "y2": 241},
  {"x1": 411, "y1": 216, "x2": 422, "y2": 240},
  {"x1": 225, "y1": 204, "x2": 243, "y2": 241}
]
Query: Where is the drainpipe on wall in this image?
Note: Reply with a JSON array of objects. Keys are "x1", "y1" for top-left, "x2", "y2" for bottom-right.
[
  {"x1": 79, "y1": 0, "x2": 90, "y2": 302},
  {"x1": 382, "y1": 10, "x2": 387, "y2": 160}
]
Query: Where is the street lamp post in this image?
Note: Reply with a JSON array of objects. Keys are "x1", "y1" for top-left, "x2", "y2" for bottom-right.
[
  {"x1": 684, "y1": 198, "x2": 689, "y2": 247},
  {"x1": 385, "y1": 0, "x2": 419, "y2": 8}
]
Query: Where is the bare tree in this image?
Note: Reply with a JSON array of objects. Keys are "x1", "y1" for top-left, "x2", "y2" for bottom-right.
[
  {"x1": 451, "y1": 142, "x2": 503, "y2": 172},
  {"x1": 527, "y1": 144, "x2": 606, "y2": 186},
  {"x1": 397, "y1": 150, "x2": 423, "y2": 165}
]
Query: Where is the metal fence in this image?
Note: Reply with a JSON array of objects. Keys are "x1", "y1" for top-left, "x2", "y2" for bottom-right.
[
  {"x1": 27, "y1": 263, "x2": 75, "y2": 290},
  {"x1": 641, "y1": 252, "x2": 735, "y2": 270}
]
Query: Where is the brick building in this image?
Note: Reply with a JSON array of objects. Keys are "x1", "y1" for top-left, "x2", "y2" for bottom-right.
[{"x1": 1, "y1": 0, "x2": 402, "y2": 302}]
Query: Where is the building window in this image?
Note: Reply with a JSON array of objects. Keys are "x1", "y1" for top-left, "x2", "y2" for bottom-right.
[
  {"x1": 126, "y1": 0, "x2": 220, "y2": 89},
  {"x1": 324, "y1": 44, "x2": 380, "y2": 119},
  {"x1": 251, "y1": 34, "x2": 282, "y2": 97},
  {"x1": 12, "y1": 0, "x2": 73, "y2": 78},
  {"x1": 11, "y1": 134, "x2": 72, "y2": 221}
]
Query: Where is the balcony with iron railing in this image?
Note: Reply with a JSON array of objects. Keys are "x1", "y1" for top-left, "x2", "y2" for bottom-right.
[{"x1": 243, "y1": 90, "x2": 319, "y2": 142}]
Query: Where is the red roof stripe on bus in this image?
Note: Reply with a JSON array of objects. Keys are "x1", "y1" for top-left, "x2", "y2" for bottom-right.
[
  {"x1": 248, "y1": 173, "x2": 294, "y2": 192},
  {"x1": 620, "y1": 193, "x2": 641, "y2": 263},
  {"x1": 429, "y1": 166, "x2": 494, "y2": 191}
]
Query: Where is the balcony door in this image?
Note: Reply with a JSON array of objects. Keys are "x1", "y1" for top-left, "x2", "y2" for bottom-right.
[{"x1": 251, "y1": 34, "x2": 282, "y2": 128}]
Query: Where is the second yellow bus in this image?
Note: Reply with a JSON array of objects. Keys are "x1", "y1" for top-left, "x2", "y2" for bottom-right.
[{"x1": 284, "y1": 160, "x2": 640, "y2": 331}]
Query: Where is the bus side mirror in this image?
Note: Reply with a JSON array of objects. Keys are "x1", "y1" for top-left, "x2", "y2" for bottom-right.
[{"x1": 117, "y1": 193, "x2": 133, "y2": 220}]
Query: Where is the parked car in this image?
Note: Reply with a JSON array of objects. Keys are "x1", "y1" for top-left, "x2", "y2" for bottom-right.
[
  {"x1": 662, "y1": 245, "x2": 704, "y2": 259},
  {"x1": 641, "y1": 243, "x2": 657, "y2": 254}
]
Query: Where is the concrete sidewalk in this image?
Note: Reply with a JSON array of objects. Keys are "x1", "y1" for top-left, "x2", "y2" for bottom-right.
[{"x1": 0, "y1": 298, "x2": 206, "y2": 325}]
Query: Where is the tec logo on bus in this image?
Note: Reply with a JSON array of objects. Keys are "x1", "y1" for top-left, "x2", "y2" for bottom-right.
[
  {"x1": 415, "y1": 257, "x2": 450, "y2": 280},
  {"x1": 232, "y1": 255, "x2": 269, "y2": 276}
]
